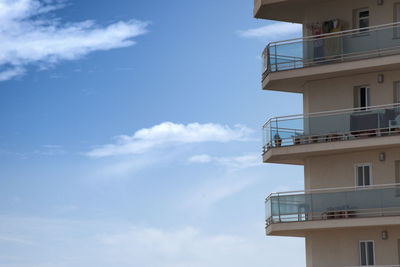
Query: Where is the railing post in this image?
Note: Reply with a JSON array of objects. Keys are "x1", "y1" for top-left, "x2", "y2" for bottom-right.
[
  {"x1": 277, "y1": 195, "x2": 281, "y2": 222},
  {"x1": 269, "y1": 122, "x2": 272, "y2": 148},
  {"x1": 274, "y1": 45, "x2": 278, "y2": 72},
  {"x1": 309, "y1": 192, "x2": 313, "y2": 221},
  {"x1": 340, "y1": 32, "x2": 344, "y2": 62},
  {"x1": 380, "y1": 189, "x2": 384, "y2": 216},
  {"x1": 267, "y1": 44, "x2": 271, "y2": 73}
]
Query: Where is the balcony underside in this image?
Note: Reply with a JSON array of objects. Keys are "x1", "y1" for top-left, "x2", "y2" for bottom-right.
[
  {"x1": 254, "y1": 0, "x2": 328, "y2": 22},
  {"x1": 263, "y1": 134, "x2": 400, "y2": 164},
  {"x1": 263, "y1": 54, "x2": 400, "y2": 92},
  {"x1": 266, "y1": 215, "x2": 400, "y2": 237}
]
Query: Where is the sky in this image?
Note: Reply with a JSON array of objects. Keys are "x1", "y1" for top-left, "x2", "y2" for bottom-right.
[{"x1": 0, "y1": 1, "x2": 305, "y2": 266}]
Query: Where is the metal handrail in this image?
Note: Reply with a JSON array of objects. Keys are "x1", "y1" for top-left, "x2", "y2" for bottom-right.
[
  {"x1": 268, "y1": 21, "x2": 400, "y2": 47},
  {"x1": 265, "y1": 183, "x2": 400, "y2": 227},
  {"x1": 262, "y1": 21, "x2": 400, "y2": 76},
  {"x1": 265, "y1": 182, "x2": 400, "y2": 202},
  {"x1": 263, "y1": 103, "x2": 400, "y2": 128},
  {"x1": 261, "y1": 102, "x2": 400, "y2": 152}
]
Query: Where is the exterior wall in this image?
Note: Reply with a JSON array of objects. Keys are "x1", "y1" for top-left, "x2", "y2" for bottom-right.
[
  {"x1": 306, "y1": 226, "x2": 400, "y2": 267},
  {"x1": 304, "y1": 147, "x2": 400, "y2": 190},
  {"x1": 303, "y1": 0, "x2": 398, "y2": 36},
  {"x1": 259, "y1": 1, "x2": 400, "y2": 267},
  {"x1": 303, "y1": 69, "x2": 400, "y2": 114}
]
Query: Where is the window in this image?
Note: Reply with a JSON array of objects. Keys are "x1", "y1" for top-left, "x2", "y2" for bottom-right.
[
  {"x1": 355, "y1": 8, "x2": 370, "y2": 31},
  {"x1": 355, "y1": 163, "x2": 372, "y2": 187},
  {"x1": 398, "y1": 239, "x2": 400, "y2": 264},
  {"x1": 354, "y1": 86, "x2": 371, "y2": 110},
  {"x1": 359, "y1": 241, "x2": 375, "y2": 266},
  {"x1": 394, "y1": 81, "x2": 400, "y2": 103},
  {"x1": 396, "y1": 161, "x2": 400, "y2": 196},
  {"x1": 396, "y1": 160, "x2": 400, "y2": 184},
  {"x1": 395, "y1": 3, "x2": 400, "y2": 37}
]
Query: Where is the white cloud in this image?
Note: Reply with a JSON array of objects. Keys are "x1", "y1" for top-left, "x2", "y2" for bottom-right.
[
  {"x1": 86, "y1": 122, "x2": 254, "y2": 158},
  {"x1": 188, "y1": 154, "x2": 212, "y2": 163},
  {"x1": 237, "y1": 22, "x2": 301, "y2": 41},
  {"x1": 189, "y1": 153, "x2": 262, "y2": 171},
  {"x1": 0, "y1": 66, "x2": 25, "y2": 81},
  {"x1": 0, "y1": 0, "x2": 148, "y2": 81}
]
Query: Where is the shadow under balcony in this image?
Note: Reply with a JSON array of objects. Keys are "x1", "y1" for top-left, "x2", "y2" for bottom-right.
[
  {"x1": 262, "y1": 22, "x2": 400, "y2": 92},
  {"x1": 265, "y1": 184, "x2": 400, "y2": 237},
  {"x1": 262, "y1": 104, "x2": 400, "y2": 164}
]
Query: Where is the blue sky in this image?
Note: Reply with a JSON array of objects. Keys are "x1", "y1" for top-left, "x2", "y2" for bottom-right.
[{"x1": 0, "y1": 1, "x2": 305, "y2": 266}]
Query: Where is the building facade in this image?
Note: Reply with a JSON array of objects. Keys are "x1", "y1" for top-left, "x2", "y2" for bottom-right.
[{"x1": 256, "y1": 0, "x2": 400, "y2": 266}]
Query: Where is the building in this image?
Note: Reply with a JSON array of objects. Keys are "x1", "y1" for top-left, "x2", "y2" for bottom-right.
[{"x1": 255, "y1": 0, "x2": 400, "y2": 266}]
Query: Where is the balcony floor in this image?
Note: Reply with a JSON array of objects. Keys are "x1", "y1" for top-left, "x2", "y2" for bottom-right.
[
  {"x1": 263, "y1": 54, "x2": 400, "y2": 92},
  {"x1": 266, "y1": 215, "x2": 400, "y2": 237},
  {"x1": 263, "y1": 134, "x2": 400, "y2": 165}
]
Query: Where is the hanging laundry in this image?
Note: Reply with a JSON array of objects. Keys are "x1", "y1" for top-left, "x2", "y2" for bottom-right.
[
  {"x1": 324, "y1": 19, "x2": 343, "y2": 59},
  {"x1": 311, "y1": 22, "x2": 324, "y2": 60}
]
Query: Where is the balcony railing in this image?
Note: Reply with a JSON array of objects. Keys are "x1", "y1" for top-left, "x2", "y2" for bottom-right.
[
  {"x1": 262, "y1": 103, "x2": 400, "y2": 153},
  {"x1": 262, "y1": 22, "x2": 400, "y2": 79},
  {"x1": 265, "y1": 183, "x2": 400, "y2": 227}
]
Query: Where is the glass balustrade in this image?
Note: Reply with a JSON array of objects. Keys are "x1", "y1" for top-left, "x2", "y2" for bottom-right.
[
  {"x1": 262, "y1": 103, "x2": 400, "y2": 152},
  {"x1": 262, "y1": 22, "x2": 400, "y2": 79},
  {"x1": 265, "y1": 184, "x2": 400, "y2": 226}
]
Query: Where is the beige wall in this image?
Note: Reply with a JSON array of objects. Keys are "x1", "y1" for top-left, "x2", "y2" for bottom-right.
[
  {"x1": 268, "y1": 2, "x2": 400, "y2": 267},
  {"x1": 304, "y1": 147, "x2": 400, "y2": 190},
  {"x1": 303, "y1": 0, "x2": 399, "y2": 36},
  {"x1": 303, "y1": 69, "x2": 400, "y2": 114},
  {"x1": 307, "y1": 226, "x2": 400, "y2": 267}
]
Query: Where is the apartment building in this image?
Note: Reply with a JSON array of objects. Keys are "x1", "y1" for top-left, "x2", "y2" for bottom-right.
[{"x1": 256, "y1": 0, "x2": 400, "y2": 266}]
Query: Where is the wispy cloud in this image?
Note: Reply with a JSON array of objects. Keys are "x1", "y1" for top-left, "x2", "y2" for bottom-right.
[
  {"x1": 0, "y1": 0, "x2": 149, "y2": 81},
  {"x1": 189, "y1": 153, "x2": 261, "y2": 171},
  {"x1": 96, "y1": 226, "x2": 258, "y2": 267},
  {"x1": 188, "y1": 154, "x2": 212, "y2": 163},
  {"x1": 33, "y1": 145, "x2": 66, "y2": 156},
  {"x1": 182, "y1": 177, "x2": 252, "y2": 210},
  {"x1": 237, "y1": 22, "x2": 301, "y2": 41},
  {"x1": 86, "y1": 122, "x2": 254, "y2": 158},
  {"x1": 0, "y1": 66, "x2": 25, "y2": 81},
  {"x1": 95, "y1": 157, "x2": 155, "y2": 178},
  {"x1": 0, "y1": 235, "x2": 35, "y2": 246},
  {"x1": 0, "y1": 215, "x2": 306, "y2": 267}
]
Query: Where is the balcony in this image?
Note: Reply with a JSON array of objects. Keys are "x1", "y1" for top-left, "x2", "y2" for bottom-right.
[
  {"x1": 254, "y1": 0, "x2": 307, "y2": 22},
  {"x1": 262, "y1": 103, "x2": 400, "y2": 164},
  {"x1": 265, "y1": 184, "x2": 400, "y2": 236},
  {"x1": 262, "y1": 22, "x2": 400, "y2": 91}
]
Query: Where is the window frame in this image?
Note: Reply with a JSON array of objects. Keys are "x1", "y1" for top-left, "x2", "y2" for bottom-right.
[
  {"x1": 396, "y1": 160, "x2": 400, "y2": 184},
  {"x1": 359, "y1": 240, "x2": 375, "y2": 266},
  {"x1": 354, "y1": 86, "x2": 371, "y2": 110},
  {"x1": 356, "y1": 8, "x2": 370, "y2": 31},
  {"x1": 394, "y1": 81, "x2": 400, "y2": 103},
  {"x1": 354, "y1": 163, "x2": 373, "y2": 187},
  {"x1": 394, "y1": 3, "x2": 400, "y2": 38}
]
